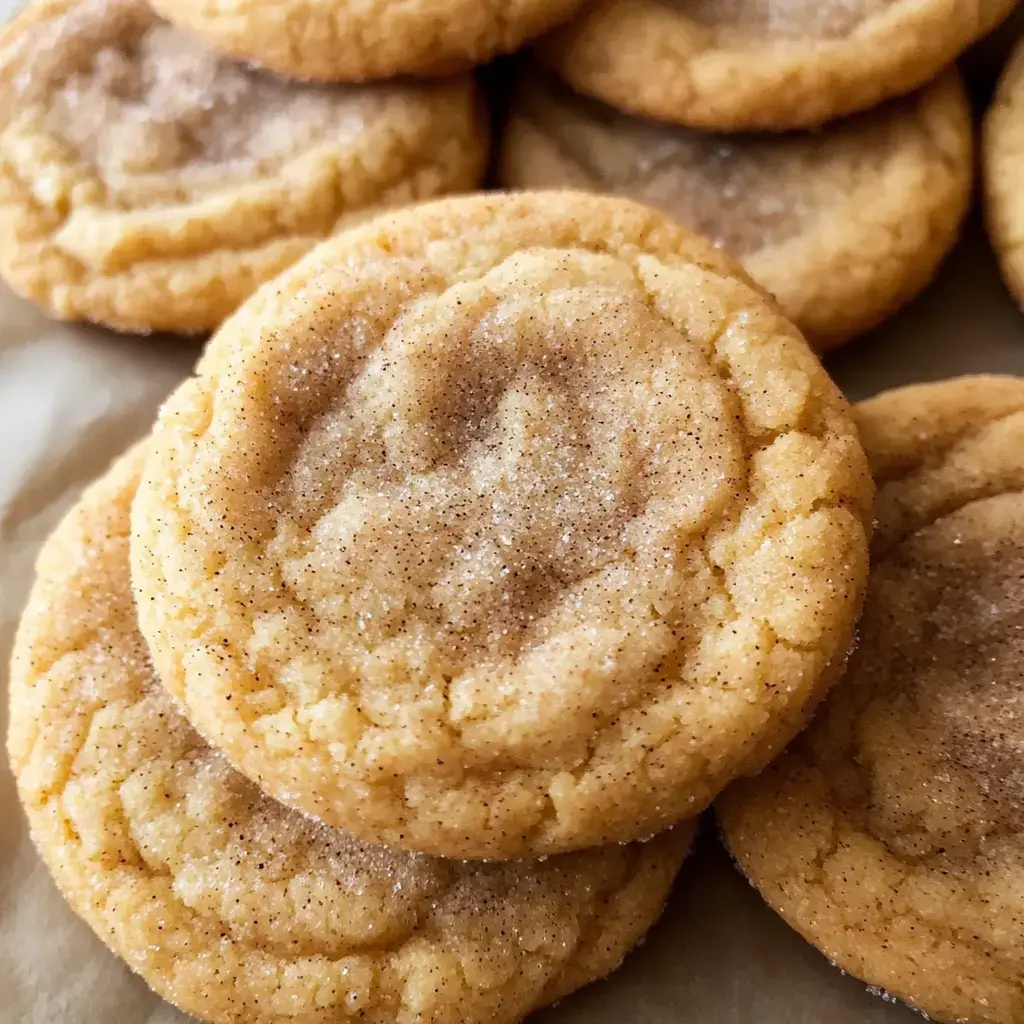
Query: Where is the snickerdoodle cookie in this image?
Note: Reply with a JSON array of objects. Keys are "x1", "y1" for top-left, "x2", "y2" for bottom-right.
[
  {"x1": 8, "y1": 442, "x2": 694, "y2": 1024},
  {"x1": 720, "y1": 375, "x2": 1024, "y2": 1024},
  {"x1": 501, "y1": 70, "x2": 972, "y2": 351},
  {"x1": 538, "y1": 0, "x2": 1017, "y2": 130},
  {"x1": 130, "y1": 191, "x2": 872, "y2": 860},
  {"x1": 147, "y1": 0, "x2": 587, "y2": 82},
  {"x1": 985, "y1": 35, "x2": 1024, "y2": 310},
  {"x1": 0, "y1": 0, "x2": 485, "y2": 335}
]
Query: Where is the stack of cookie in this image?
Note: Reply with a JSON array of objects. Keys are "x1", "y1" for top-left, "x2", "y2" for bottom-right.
[
  {"x1": 10, "y1": 1, "x2": 1024, "y2": 1021},
  {"x1": 8, "y1": 189, "x2": 876, "y2": 1023},
  {"x1": 500, "y1": 0, "x2": 1020, "y2": 351},
  {"x1": 0, "y1": 0, "x2": 575, "y2": 333}
]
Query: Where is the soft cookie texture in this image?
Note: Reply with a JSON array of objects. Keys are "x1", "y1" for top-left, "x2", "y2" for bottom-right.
[
  {"x1": 501, "y1": 70, "x2": 972, "y2": 351},
  {"x1": 719, "y1": 375, "x2": 1024, "y2": 1024},
  {"x1": 147, "y1": 0, "x2": 587, "y2": 82},
  {"x1": 131, "y1": 191, "x2": 873, "y2": 861},
  {"x1": 985, "y1": 36, "x2": 1024, "y2": 311},
  {"x1": 538, "y1": 0, "x2": 1017, "y2": 130},
  {"x1": 0, "y1": 0, "x2": 486, "y2": 334},
  {"x1": 7, "y1": 442, "x2": 693, "y2": 1024}
]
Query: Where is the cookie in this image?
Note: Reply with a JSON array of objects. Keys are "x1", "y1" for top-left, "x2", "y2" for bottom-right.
[
  {"x1": 985, "y1": 35, "x2": 1024, "y2": 311},
  {"x1": 0, "y1": 0, "x2": 486, "y2": 335},
  {"x1": 7, "y1": 441, "x2": 694, "y2": 1024},
  {"x1": 146, "y1": 0, "x2": 586, "y2": 83},
  {"x1": 537, "y1": 0, "x2": 1017, "y2": 131},
  {"x1": 719, "y1": 374, "x2": 1024, "y2": 1024},
  {"x1": 501, "y1": 70, "x2": 972, "y2": 351},
  {"x1": 130, "y1": 190, "x2": 873, "y2": 860}
]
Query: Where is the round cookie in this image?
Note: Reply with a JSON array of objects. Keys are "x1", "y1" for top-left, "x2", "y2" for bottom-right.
[
  {"x1": 0, "y1": 0, "x2": 486, "y2": 335},
  {"x1": 146, "y1": 0, "x2": 587, "y2": 83},
  {"x1": 719, "y1": 374, "x2": 1024, "y2": 1024},
  {"x1": 7, "y1": 442, "x2": 694, "y2": 1024},
  {"x1": 985, "y1": 35, "x2": 1024, "y2": 311},
  {"x1": 501, "y1": 70, "x2": 972, "y2": 351},
  {"x1": 537, "y1": 0, "x2": 1017, "y2": 131},
  {"x1": 131, "y1": 191, "x2": 873, "y2": 860}
]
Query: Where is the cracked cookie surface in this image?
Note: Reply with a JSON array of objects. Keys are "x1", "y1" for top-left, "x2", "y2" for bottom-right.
[
  {"x1": 7, "y1": 442, "x2": 693, "y2": 1024},
  {"x1": 500, "y1": 69, "x2": 971, "y2": 351},
  {"x1": 0, "y1": 0, "x2": 486, "y2": 334},
  {"x1": 147, "y1": 0, "x2": 586, "y2": 82},
  {"x1": 719, "y1": 374, "x2": 1024, "y2": 1024},
  {"x1": 985, "y1": 36, "x2": 1024, "y2": 312},
  {"x1": 131, "y1": 191, "x2": 873, "y2": 860},
  {"x1": 537, "y1": 0, "x2": 1017, "y2": 130}
]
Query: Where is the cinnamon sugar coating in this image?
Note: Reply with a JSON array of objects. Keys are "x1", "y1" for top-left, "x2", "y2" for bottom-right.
[{"x1": 132, "y1": 192, "x2": 872, "y2": 859}]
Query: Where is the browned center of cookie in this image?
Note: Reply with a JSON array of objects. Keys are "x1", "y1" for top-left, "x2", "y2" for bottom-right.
[
  {"x1": 819, "y1": 491, "x2": 1024, "y2": 858},
  {"x1": 10, "y1": 0, "x2": 367, "y2": 180},
  {"x1": 247, "y1": 276, "x2": 742, "y2": 668},
  {"x1": 517, "y1": 76, "x2": 908, "y2": 255},
  {"x1": 679, "y1": 0, "x2": 897, "y2": 40},
  {"x1": 904, "y1": 497, "x2": 1024, "y2": 815}
]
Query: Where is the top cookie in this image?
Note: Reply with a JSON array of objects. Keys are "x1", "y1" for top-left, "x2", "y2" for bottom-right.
[
  {"x1": 538, "y1": 0, "x2": 1017, "y2": 130},
  {"x1": 131, "y1": 191, "x2": 873, "y2": 860},
  {"x1": 0, "y1": 0, "x2": 485, "y2": 334},
  {"x1": 9, "y1": 441, "x2": 692, "y2": 1024},
  {"x1": 719, "y1": 375, "x2": 1024, "y2": 1024},
  {"x1": 147, "y1": 0, "x2": 587, "y2": 82}
]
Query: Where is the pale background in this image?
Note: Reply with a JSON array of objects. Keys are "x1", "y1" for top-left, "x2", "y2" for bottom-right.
[{"x1": 3, "y1": 8, "x2": 1024, "y2": 1022}]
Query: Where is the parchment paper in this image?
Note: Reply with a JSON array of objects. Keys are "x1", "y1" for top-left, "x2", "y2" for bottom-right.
[{"x1": 4, "y1": 28, "x2": 1024, "y2": 1024}]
